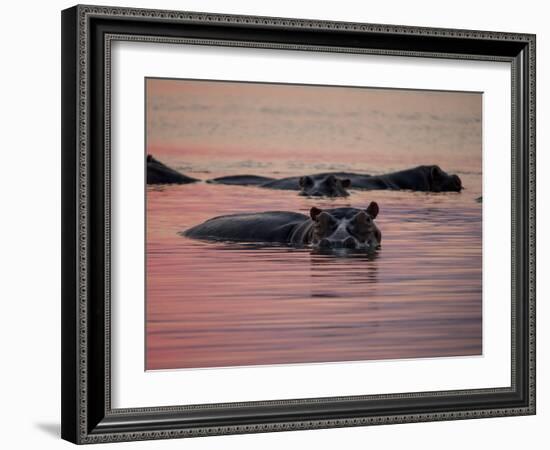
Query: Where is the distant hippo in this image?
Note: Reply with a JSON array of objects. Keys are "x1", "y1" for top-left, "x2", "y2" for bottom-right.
[
  {"x1": 336, "y1": 165, "x2": 462, "y2": 192},
  {"x1": 208, "y1": 165, "x2": 461, "y2": 194},
  {"x1": 183, "y1": 203, "x2": 381, "y2": 251},
  {"x1": 147, "y1": 155, "x2": 200, "y2": 185},
  {"x1": 208, "y1": 173, "x2": 352, "y2": 197}
]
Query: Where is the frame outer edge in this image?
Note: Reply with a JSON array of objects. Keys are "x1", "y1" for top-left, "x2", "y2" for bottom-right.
[
  {"x1": 76, "y1": 3, "x2": 534, "y2": 40},
  {"x1": 64, "y1": 5, "x2": 537, "y2": 444},
  {"x1": 527, "y1": 34, "x2": 536, "y2": 414},
  {"x1": 61, "y1": 5, "x2": 80, "y2": 445}
]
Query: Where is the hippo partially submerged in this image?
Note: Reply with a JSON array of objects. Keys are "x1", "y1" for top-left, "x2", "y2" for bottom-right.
[
  {"x1": 183, "y1": 203, "x2": 381, "y2": 251},
  {"x1": 208, "y1": 173, "x2": 352, "y2": 197},
  {"x1": 147, "y1": 155, "x2": 200, "y2": 185},
  {"x1": 339, "y1": 165, "x2": 462, "y2": 192},
  {"x1": 208, "y1": 165, "x2": 462, "y2": 194}
]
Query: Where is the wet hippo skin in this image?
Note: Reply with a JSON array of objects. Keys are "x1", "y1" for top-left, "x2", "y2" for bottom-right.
[
  {"x1": 183, "y1": 203, "x2": 381, "y2": 250},
  {"x1": 147, "y1": 155, "x2": 200, "y2": 185},
  {"x1": 341, "y1": 165, "x2": 462, "y2": 192},
  {"x1": 208, "y1": 173, "x2": 352, "y2": 197},
  {"x1": 208, "y1": 165, "x2": 462, "y2": 193}
]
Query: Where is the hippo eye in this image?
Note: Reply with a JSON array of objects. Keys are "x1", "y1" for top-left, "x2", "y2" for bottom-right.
[
  {"x1": 346, "y1": 225, "x2": 365, "y2": 241},
  {"x1": 323, "y1": 216, "x2": 337, "y2": 227},
  {"x1": 315, "y1": 213, "x2": 337, "y2": 227},
  {"x1": 351, "y1": 212, "x2": 372, "y2": 226},
  {"x1": 362, "y1": 215, "x2": 372, "y2": 223}
]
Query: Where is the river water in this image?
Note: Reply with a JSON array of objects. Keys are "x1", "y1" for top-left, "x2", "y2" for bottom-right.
[
  {"x1": 146, "y1": 170, "x2": 481, "y2": 370},
  {"x1": 145, "y1": 79, "x2": 482, "y2": 370}
]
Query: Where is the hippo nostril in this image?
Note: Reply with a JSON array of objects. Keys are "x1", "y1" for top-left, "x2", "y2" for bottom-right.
[
  {"x1": 343, "y1": 237, "x2": 357, "y2": 249},
  {"x1": 319, "y1": 238, "x2": 331, "y2": 248}
]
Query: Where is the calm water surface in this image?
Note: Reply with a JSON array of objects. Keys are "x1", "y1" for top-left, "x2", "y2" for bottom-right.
[
  {"x1": 146, "y1": 170, "x2": 482, "y2": 370},
  {"x1": 146, "y1": 80, "x2": 482, "y2": 370}
]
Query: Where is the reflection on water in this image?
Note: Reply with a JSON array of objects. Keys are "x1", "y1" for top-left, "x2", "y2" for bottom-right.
[
  {"x1": 146, "y1": 174, "x2": 482, "y2": 370},
  {"x1": 145, "y1": 79, "x2": 482, "y2": 370}
]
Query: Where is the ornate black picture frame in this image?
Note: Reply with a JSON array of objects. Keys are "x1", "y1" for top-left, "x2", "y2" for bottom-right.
[{"x1": 61, "y1": 4, "x2": 536, "y2": 444}]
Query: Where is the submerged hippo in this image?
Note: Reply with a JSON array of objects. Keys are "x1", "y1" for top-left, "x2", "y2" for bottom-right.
[
  {"x1": 183, "y1": 203, "x2": 381, "y2": 251},
  {"x1": 208, "y1": 173, "x2": 352, "y2": 197},
  {"x1": 208, "y1": 165, "x2": 462, "y2": 193},
  {"x1": 338, "y1": 165, "x2": 462, "y2": 192},
  {"x1": 147, "y1": 155, "x2": 200, "y2": 185}
]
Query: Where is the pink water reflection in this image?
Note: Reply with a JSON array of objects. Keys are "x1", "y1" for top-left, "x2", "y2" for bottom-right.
[{"x1": 145, "y1": 79, "x2": 482, "y2": 370}]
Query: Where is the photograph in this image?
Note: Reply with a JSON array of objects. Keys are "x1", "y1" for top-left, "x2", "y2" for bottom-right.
[
  {"x1": 145, "y1": 78, "x2": 483, "y2": 371},
  {"x1": 57, "y1": 3, "x2": 536, "y2": 445}
]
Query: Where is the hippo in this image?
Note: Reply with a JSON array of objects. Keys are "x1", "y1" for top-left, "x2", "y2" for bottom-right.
[
  {"x1": 208, "y1": 165, "x2": 462, "y2": 193},
  {"x1": 208, "y1": 173, "x2": 352, "y2": 197},
  {"x1": 336, "y1": 165, "x2": 462, "y2": 192},
  {"x1": 182, "y1": 203, "x2": 381, "y2": 251},
  {"x1": 147, "y1": 155, "x2": 200, "y2": 185}
]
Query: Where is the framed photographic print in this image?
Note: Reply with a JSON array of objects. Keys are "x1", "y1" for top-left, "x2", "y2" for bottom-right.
[{"x1": 61, "y1": 5, "x2": 536, "y2": 444}]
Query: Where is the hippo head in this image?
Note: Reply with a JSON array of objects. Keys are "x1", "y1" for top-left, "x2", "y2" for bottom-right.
[
  {"x1": 309, "y1": 203, "x2": 381, "y2": 251},
  {"x1": 299, "y1": 175, "x2": 351, "y2": 197},
  {"x1": 429, "y1": 165, "x2": 462, "y2": 192}
]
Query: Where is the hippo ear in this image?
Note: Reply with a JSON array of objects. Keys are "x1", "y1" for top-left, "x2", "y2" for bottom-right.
[
  {"x1": 310, "y1": 207, "x2": 323, "y2": 221},
  {"x1": 340, "y1": 178, "x2": 351, "y2": 188},
  {"x1": 366, "y1": 201, "x2": 379, "y2": 219},
  {"x1": 147, "y1": 154, "x2": 153, "y2": 162},
  {"x1": 300, "y1": 176, "x2": 314, "y2": 188}
]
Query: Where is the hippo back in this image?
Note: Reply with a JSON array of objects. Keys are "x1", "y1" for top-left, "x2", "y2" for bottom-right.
[
  {"x1": 147, "y1": 155, "x2": 199, "y2": 185},
  {"x1": 183, "y1": 211, "x2": 308, "y2": 243},
  {"x1": 260, "y1": 177, "x2": 302, "y2": 190},
  {"x1": 207, "y1": 175, "x2": 275, "y2": 186},
  {"x1": 348, "y1": 165, "x2": 461, "y2": 192}
]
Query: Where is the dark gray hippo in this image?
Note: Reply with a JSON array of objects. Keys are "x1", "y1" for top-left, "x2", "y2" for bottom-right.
[
  {"x1": 182, "y1": 203, "x2": 381, "y2": 251},
  {"x1": 147, "y1": 155, "x2": 200, "y2": 185},
  {"x1": 208, "y1": 173, "x2": 351, "y2": 197},
  {"x1": 338, "y1": 165, "x2": 462, "y2": 192},
  {"x1": 208, "y1": 165, "x2": 462, "y2": 193}
]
